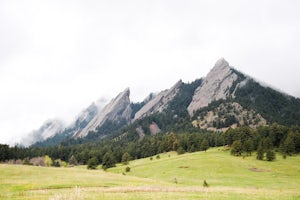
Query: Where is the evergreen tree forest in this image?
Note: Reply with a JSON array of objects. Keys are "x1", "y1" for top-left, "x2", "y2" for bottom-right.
[{"x1": 1, "y1": 123, "x2": 300, "y2": 167}]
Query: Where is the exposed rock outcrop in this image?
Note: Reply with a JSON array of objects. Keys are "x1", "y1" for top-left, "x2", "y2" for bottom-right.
[
  {"x1": 136, "y1": 126, "x2": 145, "y2": 141},
  {"x1": 21, "y1": 119, "x2": 65, "y2": 147},
  {"x1": 188, "y1": 58, "x2": 238, "y2": 115},
  {"x1": 192, "y1": 102, "x2": 267, "y2": 132},
  {"x1": 134, "y1": 80, "x2": 183, "y2": 120},
  {"x1": 74, "y1": 88, "x2": 132, "y2": 138},
  {"x1": 149, "y1": 122, "x2": 161, "y2": 135},
  {"x1": 62, "y1": 102, "x2": 100, "y2": 137}
]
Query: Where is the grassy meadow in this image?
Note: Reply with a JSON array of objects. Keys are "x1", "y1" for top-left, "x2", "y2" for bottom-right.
[{"x1": 1, "y1": 147, "x2": 300, "y2": 199}]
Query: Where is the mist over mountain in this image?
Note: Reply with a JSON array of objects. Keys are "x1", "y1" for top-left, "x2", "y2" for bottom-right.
[{"x1": 21, "y1": 58, "x2": 300, "y2": 147}]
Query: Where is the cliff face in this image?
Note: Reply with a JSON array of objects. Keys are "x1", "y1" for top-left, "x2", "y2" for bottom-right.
[
  {"x1": 73, "y1": 88, "x2": 132, "y2": 138},
  {"x1": 134, "y1": 80, "x2": 183, "y2": 120},
  {"x1": 21, "y1": 119, "x2": 65, "y2": 147},
  {"x1": 188, "y1": 58, "x2": 239, "y2": 115}
]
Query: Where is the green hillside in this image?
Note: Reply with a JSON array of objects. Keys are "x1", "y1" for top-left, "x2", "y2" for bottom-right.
[
  {"x1": 108, "y1": 148, "x2": 300, "y2": 199},
  {"x1": 2, "y1": 147, "x2": 298, "y2": 199}
]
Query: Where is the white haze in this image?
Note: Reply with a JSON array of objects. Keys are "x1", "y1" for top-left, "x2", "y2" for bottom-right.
[{"x1": 0, "y1": 0, "x2": 300, "y2": 145}]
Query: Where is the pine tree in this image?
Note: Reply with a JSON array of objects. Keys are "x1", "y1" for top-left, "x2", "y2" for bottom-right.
[
  {"x1": 121, "y1": 152, "x2": 131, "y2": 165},
  {"x1": 102, "y1": 152, "x2": 116, "y2": 170},
  {"x1": 230, "y1": 140, "x2": 243, "y2": 156},
  {"x1": 266, "y1": 150, "x2": 276, "y2": 161},
  {"x1": 256, "y1": 145, "x2": 264, "y2": 160},
  {"x1": 281, "y1": 135, "x2": 296, "y2": 156},
  {"x1": 68, "y1": 155, "x2": 78, "y2": 166},
  {"x1": 243, "y1": 138, "x2": 254, "y2": 156},
  {"x1": 87, "y1": 157, "x2": 98, "y2": 170},
  {"x1": 200, "y1": 139, "x2": 209, "y2": 152}
]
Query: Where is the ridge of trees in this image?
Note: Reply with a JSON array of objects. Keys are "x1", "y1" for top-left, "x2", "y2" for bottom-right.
[
  {"x1": 1, "y1": 123, "x2": 300, "y2": 167},
  {"x1": 234, "y1": 79, "x2": 300, "y2": 126}
]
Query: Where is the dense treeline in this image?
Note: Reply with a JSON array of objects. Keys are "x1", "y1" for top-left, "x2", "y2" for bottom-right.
[
  {"x1": 235, "y1": 79, "x2": 300, "y2": 126},
  {"x1": 225, "y1": 124, "x2": 300, "y2": 160},
  {"x1": 1, "y1": 124, "x2": 300, "y2": 167}
]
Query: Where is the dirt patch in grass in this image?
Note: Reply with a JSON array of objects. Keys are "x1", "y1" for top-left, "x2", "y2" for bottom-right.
[
  {"x1": 249, "y1": 167, "x2": 270, "y2": 172},
  {"x1": 179, "y1": 166, "x2": 189, "y2": 168},
  {"x1": 68, "y1": 186, "x2": 280, "y2": 194}
]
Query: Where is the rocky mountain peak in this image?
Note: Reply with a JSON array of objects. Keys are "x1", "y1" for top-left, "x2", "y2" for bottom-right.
[
  {"x1": 21, "y1": 119, "x2": 65, "y2": 147},
  {"x1": 214, "y1": 57, "x2": 230, "y2": 70},
  {"x1": 187, "y1": 58, "x2": 238, "y2": 115},
  {"x1": 133, "y1": 80, "x2": 183, "y2": 120},
  {"x1": 73, "y1": 88, "x2": 132, "y2": 138}
]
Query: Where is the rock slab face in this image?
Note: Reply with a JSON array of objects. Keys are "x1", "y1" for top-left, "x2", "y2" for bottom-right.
[
  {"x1": 63, "y1": 102, "x2": 100, "y2": 136},
  {"x1": 21, "y1": 119, "x2": 65, "y2": 147},
  {"x1": 134, "y1": 80, "x2": 182, "y2": 120},
  {"x1": 74, "y1": 88, "x2": 132, "y2": 138},
  {"x1": 187, "y1": 58, "x2": 238, "y2": 115}
]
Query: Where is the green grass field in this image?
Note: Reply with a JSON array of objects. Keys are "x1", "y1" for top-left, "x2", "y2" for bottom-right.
[{"x1": 1, "y1": 148, "x2": 300, "y2": 199}]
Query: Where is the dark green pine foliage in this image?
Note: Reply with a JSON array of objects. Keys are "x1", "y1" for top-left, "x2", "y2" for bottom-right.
[
  {"x1": 167, "y1": 79, "x2": 202, "y2": 119},
  {"x1": 234, "y1": 79, "x2": 300, "y2": 126},
  {"x1": 102, "y1": 152, "x2": 116, "y2": 170},
  {"x1": 86, "y1": 119, "x2": 128, "y2": 140},
  {"x1": 87, "y1": 157, "x2": 98, "y2": 169}
]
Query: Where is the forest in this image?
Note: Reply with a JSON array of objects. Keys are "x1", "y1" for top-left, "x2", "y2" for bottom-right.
[{"x1": 1, "y1": 123, "x2": 300, "y2": 169}]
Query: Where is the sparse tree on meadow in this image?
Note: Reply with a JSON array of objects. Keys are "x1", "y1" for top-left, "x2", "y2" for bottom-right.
[
  {"x1": 266, "y1": 150, "x2": 276, "y2": 161},
  {"x1": 69, "y1": 155, "x2": 78, "y2": 166},
  {"x1": 121, "y1": 152, "x2": 131, "y2": 165},
  {"x1": 102, "y1": 152, "x2": 116, "y2": 170},
  {"x1": 256, "y1": 145, "x2": 264, "y2": 160},
  {"x1": 45, "y1": 155, "x2": 53, "y2": 167},
  {"x1": 243, "y1": 138, "x2": 254, "y2": 156},
  {"x1": 87, "y1": 157, "x2": 98, "y2": 170},
  {"x1": 230, "y1": 140, "x2": 243, "y2": 156}
]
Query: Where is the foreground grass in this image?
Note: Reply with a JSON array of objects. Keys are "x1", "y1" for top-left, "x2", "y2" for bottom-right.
[
  {"x1": 0, "y1": 164, "x2": 169, "y2": 199},
  {"x1": 109, "y1": 148, "x2": 300, "y2": 199},
  {"x1": 1, "y1": 148, "x2": 300, "y2": 199}
]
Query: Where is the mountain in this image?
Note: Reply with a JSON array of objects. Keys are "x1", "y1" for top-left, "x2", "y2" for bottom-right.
[
  {"x1": 188, "y1": 58, "x2": 240, "y2": 115},
  {"x1": 29, "y1": 101, "x2": 104, "y2": 147},
  {"x1": 21, "y1": 119, "x2": 65, "y2": 147},
  {"x1": 134, "y1": 80, "x2": 183, "y2": 120},
  {"x1": 67, "y1": 102, "x2": 99, "y2": 136},
  {"x1": 23, "y1": 58, "x2": 300, "y2": 147},
  {"x1": 189, "y1": 58, "x2": 300, "y2": 129},
  {"x1": 73, "y1": 88, "x2": 132, "y2": 138}
]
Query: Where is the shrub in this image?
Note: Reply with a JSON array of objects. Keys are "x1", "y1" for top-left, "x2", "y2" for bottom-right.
[
  {"x1": 102, "y1": 152, "x2": 116, "y2": 170},
  {"x1": 203, "y1": 180, "x2": 209, "y2": 187},
  {"x1": 68, "y1": 155, "x2": 78, "y2": 166},
  {"x1": 23, "y1": 158, "x2": 32, "y2": 165},
  {"x1": 177, "y1": 147, "x2": 185, "y2": 155},
  {"x1": 45, "y1": 155, "x2": 53, "y2": 167},
  {"x1": 266, "y1": 150, "x2": 276, "y2": 161},
  {"x1": 87, "y1": 157, "x2": 98, "y2": 170},
  {"x1": 230, "y1": 140, "x2": 243, "y2": 156},
  {"x1": 125, "y1": 166, "x2": 130, "y2": 172},
  {"x1": 256, "y1": 146, "x2": 264, "y2": 160},
  {"x1": 122, "y1": 152, "x2": 131, "y2": 165},
  {"x1": 52, "y1": 160, "x2": 60, "y2": 167}
]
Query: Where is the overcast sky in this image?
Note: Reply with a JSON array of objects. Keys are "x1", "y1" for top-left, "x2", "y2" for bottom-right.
[{"x1": 1, "y1": 0, "x2": 300, "y2": 144}]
